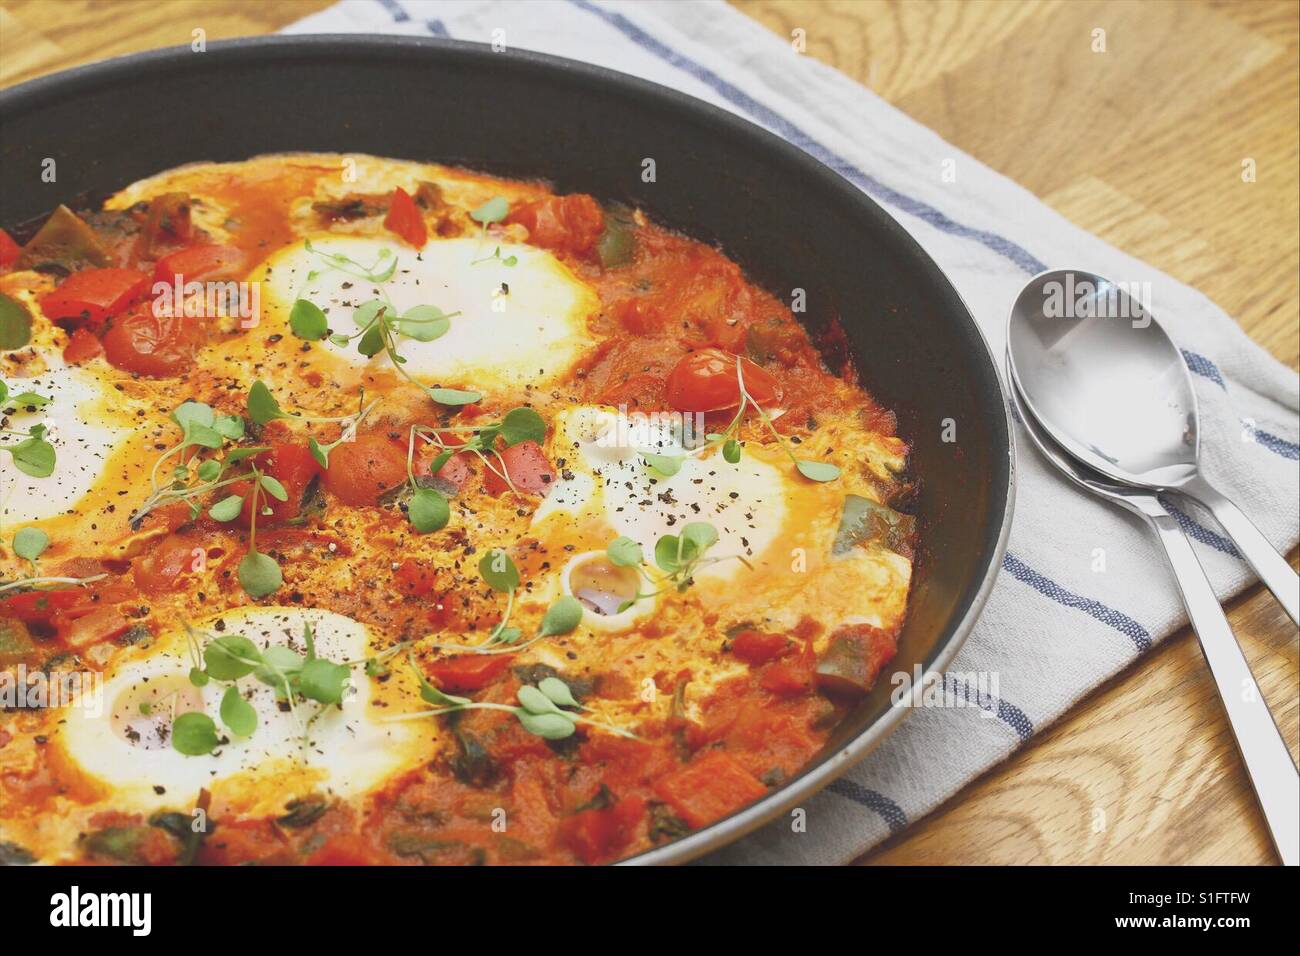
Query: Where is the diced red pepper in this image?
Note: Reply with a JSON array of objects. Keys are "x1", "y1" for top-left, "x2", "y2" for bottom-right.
[
  {"x1": 40, "y1": 268, "x2": 150, "y2": 325},
  {"x1": 425, "y1": 654, "x2": 515, "y2": 693},
  {"x1": 759, "y1": 640, "x2": 816, "y2": 697},
  {"x1": 653, "y1": 751, "x2": 767, "y2": 829},
  {"x1": 0, "y1": 228, "x2": 20, "y2": 268},
  {"x1": 62, "y1": 326, "x2": 105, "y2": 365},
  {"x1": 383, "y1": 187, "x2": 427, "y2": 248},
  {"x1": 1, "y1": 587, "x2": 97, "y2": 625},
  {"x1": 483, "y1": 440, "x2": 554, "y2": 496},
  {"x1": 730, "y1": 630, "x2": 790, "y2": 665},
  {"x1": 54, "y1": 605, "x2": 133, "y2": 649},
  {"x1": 153, "y1": 243, "x2": 246, "y2": 284},
  {"x1": 558, "y1": 794, "x2": 646, "y2": 864},
  {"x1": 506, "y1": 194, "x2": 604, "y2": 257}
]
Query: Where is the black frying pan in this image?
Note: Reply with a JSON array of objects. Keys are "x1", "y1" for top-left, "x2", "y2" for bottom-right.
[{"x1": 0, "y1": 36, "x2": 1014, "y2": 864}]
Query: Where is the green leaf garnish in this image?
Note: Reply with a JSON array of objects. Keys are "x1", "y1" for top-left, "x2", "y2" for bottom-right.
[
  {"x1": 260, "y1": 475, "x2": 289, "y2": 502},
  {"x1": 515, "y1": 711, "x2": 576, "y2": 740},
  {"x1": 478, "y1": 548, "x2": 519, "y2": 593},
  {"x1": 470, "y1": 196, "x2": 509, "y2": 225},
  {"x1": 247, "y1": 380, "x2": 287, "y2": 425},
  {"x1": 172, "y1": 712, "x2": 220, "y2": 755},
  {"x1": 538, "y1": 596, "x2": 584, "y2": 638},
  {"x1": 428, "y1": 388, "x2": 482, "y2": 407},
  {"x1": 298, "y1": 658, "x2": 350, "y2": 706},
  {"x1": 208, "y1": 494, "x2": 244, "y2": 522},
  {"x1": 499, "y1": 407, "x2": 545, "y2": 446},
  {"x1": 289, "y1": 298, "x2": 328, "y2": 340},
  {"x1": 237, "y1": 550, "x2": 282, "y2": 599},
  {"x1": 642, "y1": 452, "x2": 683, "y2": 477},
  {"x1": 203, "y1": 635, "x2": 262, "y2": 681},
  {"x1": 220, "y1": 685, "x2": 258, "y2": 737},
  {"x1": 12, "y1": 527, "x2": 48, "y2": 562},
  {"x1": 606, "y1": 535, "x2": 643, "y2": 567},
  {"x1": 795, "y1": 459, "x2": 841, "y2": 482},
  {"x1": 407, "y1": 487, "x2": 450, "y2": 533},
  {"x1": 6, "y1": 435, "x2": 55, "y2": 477}
]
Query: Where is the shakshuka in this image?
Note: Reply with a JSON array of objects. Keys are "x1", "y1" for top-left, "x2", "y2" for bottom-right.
[{"x1": 0, "y1": 155, "x2": 914, "y2": 865}]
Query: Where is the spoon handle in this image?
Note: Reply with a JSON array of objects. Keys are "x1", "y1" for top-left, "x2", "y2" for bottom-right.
[
  {"x1": 1180, "y1": 475, "x2": 1300, "y2": 626},
  {"x1": 1148, "y1": 509, "x2": 1299, "y2": 865}
]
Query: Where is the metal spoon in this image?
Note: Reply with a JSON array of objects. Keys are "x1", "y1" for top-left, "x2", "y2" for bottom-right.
[
  {"x1": 1007, "y1": 269, "x2": 1299, "y2": 625},
  {"x1": 1007, "y1": 357, "x2": 1299, "y2": 866}
]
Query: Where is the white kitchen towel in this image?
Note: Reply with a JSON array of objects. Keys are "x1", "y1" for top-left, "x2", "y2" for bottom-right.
[{"x1": 284, "y1": 0, "x2": 1300, "y2": 864}]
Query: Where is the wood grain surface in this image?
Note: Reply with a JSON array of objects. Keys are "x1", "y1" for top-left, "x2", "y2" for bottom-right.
[{"x1": 1, "y1": 0, "x2": 1296, "y2": 866}]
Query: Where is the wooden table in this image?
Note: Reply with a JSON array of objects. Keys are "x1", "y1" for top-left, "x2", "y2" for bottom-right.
[{"x1": 2, "y1": 0, "x2": 1296, "y2": 865}]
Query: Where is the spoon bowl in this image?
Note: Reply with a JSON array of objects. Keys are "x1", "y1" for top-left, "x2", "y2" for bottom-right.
[
  {"x1": 1007, "y1": 268, "x2": 1298, "y2": 625},
  {"x1": 1007, "y1": 269, "x2": 1200, "y2": 488}
]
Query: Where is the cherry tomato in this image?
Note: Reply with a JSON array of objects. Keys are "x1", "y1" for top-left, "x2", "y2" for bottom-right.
[
  {"x1": 0, "y1": 228, "x2": 19, "y2": 268},
  {"x1": 132, "y1": 535, "x2": 203, "y2": 595},
  {"x1": 102, "y1": 302, "x2": 200, "y2": 377},
  {"x1": 482, "y1": 440, "x2": 554, "y2": 496},
  {"x1": 40, "y1": 268, "x2": 150, "y2": 326},
  {"x1": 153, "y1": 243, "x2": 246, "y2": 284},
  {"x1": 244, "y1": 444, "x2": 321, "y2": 525},
  {"x1": 664, "y1": 347, "x2": 782, "y2": 413},
  {"x1": 383, "y1": 187, "x2": 427, "y2": 248},
  {"x1": 62, "y1": 326, "x2": 104, "y2": 365},
  {"x1": 321, "y1": 433, "x2": 407, "y2": 505},
  {"x1": 506, "y1": 194, "x2": 604, "y2": 256}
]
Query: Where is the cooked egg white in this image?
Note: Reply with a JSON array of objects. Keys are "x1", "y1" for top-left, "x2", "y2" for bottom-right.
[
  {"x1": 1, "y1": 365, "x2": 139, "y2": 525},
  {"x1": 535, "y1": 406, "x2": 789, "y2": 585},
  {"x1": 58, "y1": 607, "x2": 431, "y2": 817},
  {"x1": 251, "y1": 235, "x2": 597, "y2": 396}
]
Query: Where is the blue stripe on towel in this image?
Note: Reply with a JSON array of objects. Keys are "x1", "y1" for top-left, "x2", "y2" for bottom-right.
[
  {"x1": 1001, "y1": 553, "x2": 1153, "y2": 652},
  {"x1": 376, "y1": 0, "x2": 410, "y2": 21},
  {"x1": 1249, "y1": 425, "x2": 1300, "y2": 460},
  {"x1": 942, "y1": 675, "x2": 1034, "y2": 741},
  {"x1": 1181, "y1": 349, "x2": 1226, "y2": 389},
  {"x1": 568, "y1": 0, "x2": 1292, "y2": 463},
  {"x1": 1160, "y1": 498, "x2": 1240, "y2": 557},
  {"x1": 826, "y1": 778, "x2": 908, "y2": 833}
]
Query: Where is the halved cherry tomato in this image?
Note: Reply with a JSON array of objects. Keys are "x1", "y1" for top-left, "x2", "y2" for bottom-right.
[
  {"x1": 39, "y1": 268, "x2": 150, "y2": 326},
  {"x1": 242, "y1": 444, "x2": 321, "y2": 525},
  {"x1": 0, "y1": 228, "x2": 19, "y2": 268},
  {"x1": 664, "y1": 347, "x2": 782, "y2": 413},
  {"x1": 321, "y1": 433, "x2": 407, "y2": 505},
  {"x1": 416, "y1": 434, "x2": 474, "y2": 492},
  {"x1": 730, "y1": 630, "x2": 790, "y2": 665},
  {"x1": 506, "y1": 194, "x2": 604, "y2": 257},
  {"x1": 653, "y1": 752, "x2": 767, "y2": 829},
  {"x1": 132, "y1": 535, "x2": 202, "y2": 595},
  {"x1": 558, "y1": 794, "x2": 646, "y2": 864},
  {"x1": 425, "y1": 654, "x2": 514, "y2": 693},
  {"x1": 153, "y1": 243, "x2": 246, "y2": 284},
  {"x1": 62, "y1": 326, "x2": 104, "y2": 365},
  {"x1": 55, "y1": 605, "x2": 133, "y2": 649},
  {"x1": 383, "y1": 187, "x2": 427, "y2": 248},
  {"x1": 483, "y1": 440, "x2": 554, "y2": 496},
  {"x1": 102, "y1": 302, "x2": 200, "y2": 377}
]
